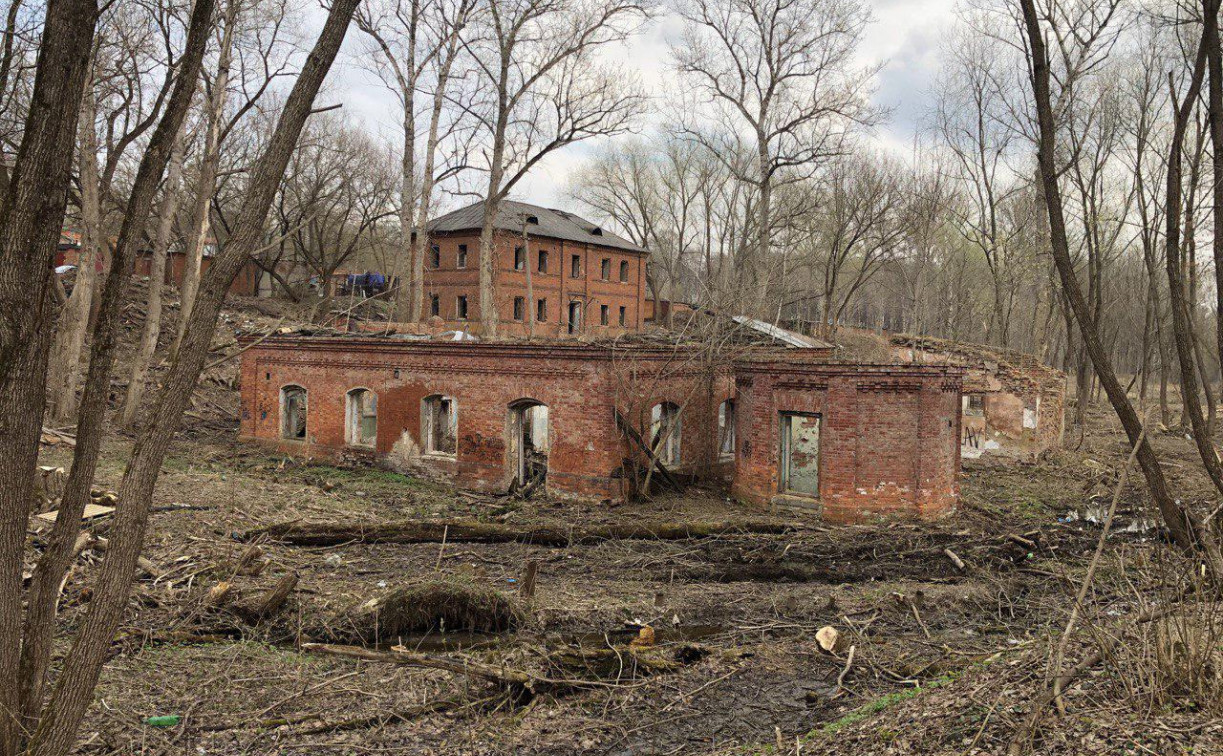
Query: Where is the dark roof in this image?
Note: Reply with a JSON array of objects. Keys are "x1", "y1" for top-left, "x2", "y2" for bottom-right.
[{"x1": 427, "y1": 200, "x2": 647, "y2": 253}]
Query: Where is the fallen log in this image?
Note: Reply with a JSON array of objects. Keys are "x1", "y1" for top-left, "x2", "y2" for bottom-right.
[
  {"x1": 245, "y1": 519, "x2": 797, "y2": 547},
  {"x1": 300, "y1": 642, "x2": 543, "y2": 695}
]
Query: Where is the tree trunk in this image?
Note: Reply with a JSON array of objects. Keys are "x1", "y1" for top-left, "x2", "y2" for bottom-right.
[
  {"x1": 16, "y1": 1, "x2": 213, "y2": 748},
  {"x1": 1019, "y1": 0, "x2": 1197, "y2": 550},
  {"x1": 0, "y1": 1, "x2": 100, "y2": 752},
  {"x1": 46, "y1": 76, "x2": 100, "y2": 425},
  {"x1": 120, "y1": 126, "x2": 188, "y2": 428},
  {"x1": 1162, "y1": 8, "x2": 1223, "y2": 498},
  {"x1": 23, "y1": 3, "x2": 358, "y2": 753},
  {"x1": 174, "y1": 0, "x2": 238, "y2": 358}
]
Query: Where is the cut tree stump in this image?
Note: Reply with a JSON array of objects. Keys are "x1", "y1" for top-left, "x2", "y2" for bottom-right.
[
  {"x1": 244, "y1": 519, "x2": 796, "y2": 547},
  {"x1": 232, "y1": 572, "x2": 298, "y2": 624}
]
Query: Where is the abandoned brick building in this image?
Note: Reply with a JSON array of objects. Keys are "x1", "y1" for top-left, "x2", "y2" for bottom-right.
[
  {"x1": 888, "y1": 335, "x2": 1066, "y2": 459},
  {"x1": 416, "y1": 201, "x2": 649, "y2": 338},
  {"x1": 239, "y1": 331, "x2": 965, "y2": 523}
]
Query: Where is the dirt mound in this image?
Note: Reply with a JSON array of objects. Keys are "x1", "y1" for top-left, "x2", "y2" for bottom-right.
[{"x1": 353, "y1": 579, "x2": 524, "y2": 640}]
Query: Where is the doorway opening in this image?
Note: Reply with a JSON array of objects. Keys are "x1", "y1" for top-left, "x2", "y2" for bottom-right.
[
  {"x1": 508, "y1": 400, "x2": 549, "y2": 495},
  {"x1": 779, "y1": 412, "x2": 820, "y2": 498}
]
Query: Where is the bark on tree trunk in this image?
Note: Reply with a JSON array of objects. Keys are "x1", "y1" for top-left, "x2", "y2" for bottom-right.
[
  {"x1": 46, "y1": 75, "x2": 100, "y2": 425},
  {"x1": 1019, "y1": 0, "x2": 1198, "y2": 550},
  {"x1": 120, "y1": 126, "x2": 188, "y2": 428},
  {"x1": 21, "y1": 7, "x2": 359, "y2": 753},
  {"x1": 17, "y1": 1, "x2": 213, "y2": 747},
  {"x1": 174, "y1": 0, "x2": 238, "y2": 358},
  {"x1": 1161, "y1": 7, "x2": 1223, "y2": 497},
  {"x1": 0, "y1": 1, "x2": 101, "y2": 752}
]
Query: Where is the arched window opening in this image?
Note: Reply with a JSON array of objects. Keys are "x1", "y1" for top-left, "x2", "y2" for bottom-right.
[
  {"x1": 423, "y1": 395, "x2": 457, "y2": 456},
  {"x1": 280, "y1": 385, "x2": 308, "y2": 440},
  {"x1": 346, "y1": 388, "x2": 377, "y2": 447},
  {"x1": 651, "y1": 402, "x2": 681, "y2": 466},
  {"x1": 718, "y1": 400, "x2": 735, "y2": 460}
]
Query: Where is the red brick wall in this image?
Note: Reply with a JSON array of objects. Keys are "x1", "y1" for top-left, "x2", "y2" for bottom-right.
[
  {"x1": 731, "y1": 362, "x2": 962, "y2": 524},
  {"x1": 239, "y1": 339, "x2": 963, "y2": 521},
  {"x1": 134, "y1": 251, "x2": 259, "y2": 296},
  {"x1": 420, "y1": 231, "x2": 647, "y2": 337}
]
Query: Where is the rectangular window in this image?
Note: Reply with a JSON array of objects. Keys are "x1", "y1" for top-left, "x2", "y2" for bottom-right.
[
  {"x1": 513, "y1": 296, "x2": 524, "y2": 321},
  {"x1": 963, "y1": 394, "x2": 984, "y2": 417},
  {"x1": 538, "y1": 249, "x2": 548, "y2": 273},
  {"x1": 430, "y1": 294, "x2": 439, "y2": 317},
  {"x1": 456, "y1": 295, "x2": 468, "y2": 320},
  {"x1": 718, "y1": 400, "x2": 735, "y2": 459},
  {"x1": 779, "y1": 413, "x2": 820, "y2": 497},
  {"x1": 600, "y1": 304, "x2": 609, "y2": 325},
  {"x1": 514, "y1": 246, "x2": 525, "y2": 271},
  {"x1": 601, "y1": 258, "x2": 611, "y2": 280},
  {"x1": 457, "y1": 244, "x2": 467, "y2": 268},
  {"x1": 571, "y1": 254, "x2": 581, "y2": 278},
  {"x1": 618, "y1": 306, "x2": 627, "y2": 326},
  {"x1": 430, "y1": 245, "x2": 440, "y2": 269},
  {"x1": 537, "y1": 298, "x2": 547, "y2": 322},
  {"x1": 567, "y1": 300, "x2": 581, "y2": 334},
  {"x1": 619, "y1": 260, "x2": 630, "y2": 282},
  {"x1": 1023, "y1": 396, "x2": 1040, "y2": 429},
  {"x1": 423, "y1": 395, "x2": 457, "y2": 456}
]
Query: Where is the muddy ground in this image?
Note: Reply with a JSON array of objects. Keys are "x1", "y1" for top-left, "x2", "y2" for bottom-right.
[{"x1": 31, "y1": 297, "x2": 1223, "y2": 755}]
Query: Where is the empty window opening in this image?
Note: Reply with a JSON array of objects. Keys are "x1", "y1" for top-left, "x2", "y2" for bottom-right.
[
  {"x1": 538, "y1": 249, "x2": 548, "y2": 273},
  {"x1": 513, "y1": 296, "x2": 525, "y2": 321},
  {"x1": 526, "y1": 214, "x2": 539, "y2": 224},
  {"x1": 718, "y1": 400, "x2": 735, "y2": 459},
  {"x1": 600, "y1": 304, "x2": 609, "y2": 325},
  {"x1": 601, "y1": 258, "x2": 611, "y2": 280},
  {"x1": 456, "y1": 295, "x2": 468, "y2": 320},
  {"x1": 619, "y1": 260, "x2": 630, "y2": 282},
  {"x1": 651, "y1": 402, "x2": 682, "y2": 467},
  {"x1": 423, "y1": 395, "x2": 457, "y2": 456},
  {"x1": 514, "y1": 246, "x2": 526, "y2": 271},
  {"x1": 429, "y1": 245, "x2": 440, "y2": 268},
  {"x1": 590, "y1": 227, "x2": 603, "y2": 236},
  {"x1": 509, "y1": 400, "x2": 549, "y2": 494},
  {"x1": 430, "y1": 294, "x2": 440, "y2": 317},
  {"x1": 457, "y1": 244, "x2": 467, "y2": 268},
  {"x1": 1023, "y1": 396, "x2": 1040, "y2": 429},
  {"x1": 346, "y1": 388, "x2": 377, "y2": 447},
  {"x1": 280, "y1": 385, "x2": 308, "y2": 440},
  {"x1": 963, "y1": 394, "x2": 984, "y2": 417},
  {"x1": 618, "y1": 306, "x2": 627, "y2": 326},
  {"x1": 779, "y1": 412, "x2": 820, "y2": 497},
  {"x1": 567, "y1": 300, "x2": 582, "y2": 334},
  {"x1": 537, "y1": 298, "x2": 548, "y2": 322},
  {"x1": 571, "y1": 254, "x2": 581, "y2": 278}
]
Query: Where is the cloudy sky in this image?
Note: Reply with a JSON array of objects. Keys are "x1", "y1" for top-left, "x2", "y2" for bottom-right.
[{"x1": 327, "y1": 0, "x2": 960, "y2": 211}]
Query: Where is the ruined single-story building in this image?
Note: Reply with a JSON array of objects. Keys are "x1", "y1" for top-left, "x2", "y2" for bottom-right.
[
  {"x1": 888, "y1": 334, "x2": 1066, "y2": 459},
  {"x1": 238, "y1": 334, "x2": 965, "y2": 523}
]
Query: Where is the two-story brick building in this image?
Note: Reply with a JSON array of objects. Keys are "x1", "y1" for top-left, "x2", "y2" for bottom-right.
[{"x1": 419, "y1": 201, "x2": 649, "y2": 338}]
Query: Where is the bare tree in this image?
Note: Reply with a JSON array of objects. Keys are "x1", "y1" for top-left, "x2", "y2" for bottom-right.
[
  {"x1": 669, "y1": 0, "x2": 876, "y2": 313},
  {"x1": 174, "y1": 0, "x2": 294, "y2": 355},
  {"x1": 5, "y1": 2, "x2": 360, "y2": 753},
  {"x1": 1018, "y1": 0, "x2": 1206, "y2": 555},
  {"x1": 119, "y1": 122, "x2": 189, "y2": 428},
  {"x1": 356, "y1": 0, "x2": 475, "y2": 322},
  {"x1": 465, "y1": 0, "x2": 650, "y2": 336}
]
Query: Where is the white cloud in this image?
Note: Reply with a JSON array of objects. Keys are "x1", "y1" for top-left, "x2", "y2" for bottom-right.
[{"x1": 325, "y1": 0, "x2": 959, "y2": 211}]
